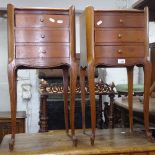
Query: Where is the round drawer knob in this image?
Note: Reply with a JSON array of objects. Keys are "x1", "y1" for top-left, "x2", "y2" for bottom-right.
[
  {"x1": 119, "y1": 19, "x2": 123, "y2": 23},
  {"x1": 118, "y1": 33, "x2": 123, "y2": 39},
  {"x1": 40, "y1": 18, "x2": 44, "y2": 22},
  {"x1": 117, "y1": 49, "x2": 122, "y2": 54},
  {"x1": 41, "y1": 50, "x2": 46, "y2": 54},
  {"x1": 41, "y1": 34, "x2": 45, "y2": 38}
]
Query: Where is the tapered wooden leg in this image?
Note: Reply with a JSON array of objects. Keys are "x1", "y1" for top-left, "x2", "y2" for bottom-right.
[
  {"x1": 127, "y1": 66, "x2": 134, "y2": 133},
  {"x1": 80, "y1": 67, "x2": 86, "y2": 133},
  {"x1": 8, "y1": 63, "x2": 17, "y2": 151},
  {"x1": 70, "y1": 62, "x2": 78, "y2": 146},
  {"x1": 63, "y1": 68, "x2": 69, "y2": 134},
  {"x1": 88, "y1": 63, "x2": 96, "y2": 146},
  {"x1": 143, "y1": 62, "x2": 152, "y2": 140}
]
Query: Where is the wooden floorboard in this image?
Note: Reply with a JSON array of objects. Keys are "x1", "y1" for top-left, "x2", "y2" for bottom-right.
[{"x1": 0, "y1": 128, "x2": 155, "y2": 154}]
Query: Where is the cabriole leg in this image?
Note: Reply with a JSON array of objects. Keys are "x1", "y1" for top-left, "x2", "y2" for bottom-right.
[
  {"x1": 88, "y1": 63, "x2": 96, "y2": 146},
  {"x1": 143, "y1": 62, "x2": 152, "y2": 140},
  {"x1": 70, "y1": 62, "x2": 78, "y2": 146},
  {"x1": 127, "y1": 66, "x2": 134, "y2": 133},
  {"x1": 80, "y1": 67, "x2": 86, "y2": 133},
  {"x1": 8, "y1": 63, "x2": 17, "y2": 151}
]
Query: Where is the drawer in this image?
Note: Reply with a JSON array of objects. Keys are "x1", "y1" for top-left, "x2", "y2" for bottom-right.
[
  {"x1": 132, "y1": 153, "x2": 147, "y2": 155},
  {"x1": 15, "y1": 44, "x2": 70, "y2": 58},
  {"x1": 95, "y1": 12, "x2": 144, "y2": 28},
  {"x1": 95, "y1": 29, "x2": 145, "y2": 43},
  {"x1": 95, "y1": 45, "x2": 145, "y2": 58},
  {"x1": 15, "y1": 14, "x2": 69, "y2": 28},
  {"x1": 15, "y1": 29, "x2": 69, "y2": 43}
]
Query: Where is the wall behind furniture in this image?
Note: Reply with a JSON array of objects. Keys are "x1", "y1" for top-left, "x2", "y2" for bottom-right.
[
  {"x1": 0, "y1": 17, "x2": 10, "y2": 111},
  {"x1": 0, "y1": 0, "x2": 128, "y2": 9}
]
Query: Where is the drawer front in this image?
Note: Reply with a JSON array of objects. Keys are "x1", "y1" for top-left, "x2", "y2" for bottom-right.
[
  {"x1": 95, "y1": 29, "x2": 145, "y2": 43},
  {"x1": 15, "y1": 29, "x2": 69, "y2": 43},
  {"x1": 15, "y1": 14, "x2": 69, "y2": 28},
  {"x1": 16, "y1": 44, "x2": 70, "y2": 58},
  {"x1": 95, "y1": 45, "x2": 145, "y2": 58},
  {"x1": 148, "y1": 152, "x2": 155, "y2": 155},
  {"x1": 95, "y1": 13, "x2": 144, "y2": 28},
  {"x1": 132, "y1": 153, "x2": 147, "y2": 155}
]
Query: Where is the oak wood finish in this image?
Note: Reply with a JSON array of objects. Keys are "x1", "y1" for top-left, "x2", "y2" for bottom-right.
[
  {"x1": 7, "y1": 4, "x2": 77, "y2": 150},
  {"x1": 1, "y1": 128, "x2": 155, "y2": 154},
  {"x1": 80, "y1": 6, "x2": 151, "y2": 145}
]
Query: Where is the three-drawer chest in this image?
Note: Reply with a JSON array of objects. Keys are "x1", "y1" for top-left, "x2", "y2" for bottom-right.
[
  {"x1": 7, "y1": 4, "x2": 78, "y2": 150},
  {"x1": 80, "y1": 6, "x2": 151, "y2": 145}
]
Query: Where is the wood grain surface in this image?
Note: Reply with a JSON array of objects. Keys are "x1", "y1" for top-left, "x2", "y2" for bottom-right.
[{"x1": 1, "y1": 128, "x2": 155, "y2": 154}]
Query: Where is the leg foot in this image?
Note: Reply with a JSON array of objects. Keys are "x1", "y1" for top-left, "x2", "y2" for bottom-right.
[
  {"x1": 72, "y1": 135, "x2": 78, "y2": 147},
  {"x1": 90, "y1": 134, "x2": 95, "y2": 146},
  {"x1": 66, "y1": 130, "x2": 69, "y2": 135},
  {"x1": 146, "y1": 130, "x2": 153, "y2": 142},
  {"x1": 9, "y1": 138, "x2": 15, "y2": 151},
  {"x1": 83, "y1": 129, "x2": 86, "y2": 134},
  {"x1": 129, "y1": 128, "x2": 133, "y2": 133}
]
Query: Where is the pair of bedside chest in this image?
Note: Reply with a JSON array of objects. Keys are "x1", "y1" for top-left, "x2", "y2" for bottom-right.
[{"x1": 7, "y1": 4, "x2": 151, "y2": 150}]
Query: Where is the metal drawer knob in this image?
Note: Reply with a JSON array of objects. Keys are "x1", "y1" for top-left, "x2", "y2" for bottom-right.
[
  {"x1": 40, "y1": 18, "x2": 44, "y2": 22},
  {"x1": 119, "y1": 19, "x2": 123, "y2": 23},
  {"x1": 41, "y1": 34, "x2": 45, "y2": 38},
  {"x1": 117, "y1": 49, "x2": 122, "y2": 54},
  {"x1": 118, "y1": 33, "x2": 123, "y2": 39}
]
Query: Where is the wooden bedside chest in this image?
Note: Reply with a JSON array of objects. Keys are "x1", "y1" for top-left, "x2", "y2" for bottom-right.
[
  {"x1": 7, "y1": 4, "x2": 77, "y2": 150},
  {"x1": 80, "y1": 7, "x2": 151, "y2": 145},
  {"x1": 0, "y1": 111, "x2": 26, "y2": 144}
]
